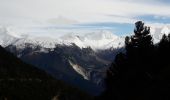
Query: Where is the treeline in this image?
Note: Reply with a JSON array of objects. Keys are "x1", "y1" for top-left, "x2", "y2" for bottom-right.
[{"x1": 98, "y1": 21, "x2": 170, "y2": 100}]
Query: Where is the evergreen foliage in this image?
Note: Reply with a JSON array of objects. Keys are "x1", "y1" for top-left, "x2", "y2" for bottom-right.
[{"x1": 99, "y1": 21, "x2": 170, "y2": 100}]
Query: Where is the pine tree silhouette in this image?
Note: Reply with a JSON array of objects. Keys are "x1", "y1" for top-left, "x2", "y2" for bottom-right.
[{"x1": 99, "y1": 21, "x2": 166, "y2": 100}]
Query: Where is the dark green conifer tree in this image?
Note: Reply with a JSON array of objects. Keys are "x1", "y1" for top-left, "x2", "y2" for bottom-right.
[{"x1": 100, "y1": 21, "x2": 155, "y2": 100}]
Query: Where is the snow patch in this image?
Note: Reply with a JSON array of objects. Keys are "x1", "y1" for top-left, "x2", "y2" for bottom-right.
[{"x1": 69, "y1": 60, "x2": 89, "y2": 80}]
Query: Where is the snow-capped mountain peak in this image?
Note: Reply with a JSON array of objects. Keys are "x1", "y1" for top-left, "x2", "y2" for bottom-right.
[
  {"x1": 150, "y1": 26, "x2": 170, "y2": 43},
  {"x1": 0, "y1": 26, "x2": 19, "y2": 47},
  {"x1": 59, "y1": 30, "x2": 121, "y2": 49},
  {"x1": 161, "y1": 26, "x2": 170, "y2": 35},
  {"x1": 0, "y1": 26, "x2": 121, "y2": 50},
  {"x1": 0, "y1": 26, "x2": 24, "y2": 38},
  {"x1": 1, "y1": 25, "x2": 170, "y2": 50},
  {"x1": 83, "y1": 30, "x2": 118, "y2": 40}
]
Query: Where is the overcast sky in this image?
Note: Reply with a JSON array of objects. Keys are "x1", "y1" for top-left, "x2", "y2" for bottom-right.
[{"x1": 0, "y1": 0, "x2": 170, "y2": 36}]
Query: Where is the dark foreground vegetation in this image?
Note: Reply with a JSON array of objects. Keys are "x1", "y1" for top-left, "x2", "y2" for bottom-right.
[
  {"x1": 98, "y1": 21, "x2": 170, "y2": 100},
  {"x1": 0, "y1": 45, "x2": 92, "y2": 100}
]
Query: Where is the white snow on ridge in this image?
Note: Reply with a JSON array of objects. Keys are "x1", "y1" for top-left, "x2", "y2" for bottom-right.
[
  {"x1": 150, "y1": 26, "x2": 170, "y2": 43},
  {"x1": 60, "y1": 30, "x2": 122, "y2": 49},
  {"x1": 0, "y1": 26, "x2": 19, "y2": 47},
  {"x1": 0, "y1": 25, "x2": 170, "y2": 50},
  {"x1": 161, "y1": 26, "x2": 170, "y2": 35},
  {"x1": 0, "y1": 26, "x2": 123, "y2": 50}
]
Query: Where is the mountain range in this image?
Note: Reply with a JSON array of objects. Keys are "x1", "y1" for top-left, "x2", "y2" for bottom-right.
[{"x1": 0, "y1": 25, "x2": 170, "y2": 95}]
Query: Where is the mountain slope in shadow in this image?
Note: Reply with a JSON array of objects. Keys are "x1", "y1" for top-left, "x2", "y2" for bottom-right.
[{"x1": 0, "y1": 45, "x2": 92, "y2": 100}]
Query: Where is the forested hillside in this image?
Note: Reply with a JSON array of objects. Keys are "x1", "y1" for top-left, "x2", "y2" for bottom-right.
[{"x1": 0, "y1": 45, "x2": 92, "y2": 100}]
